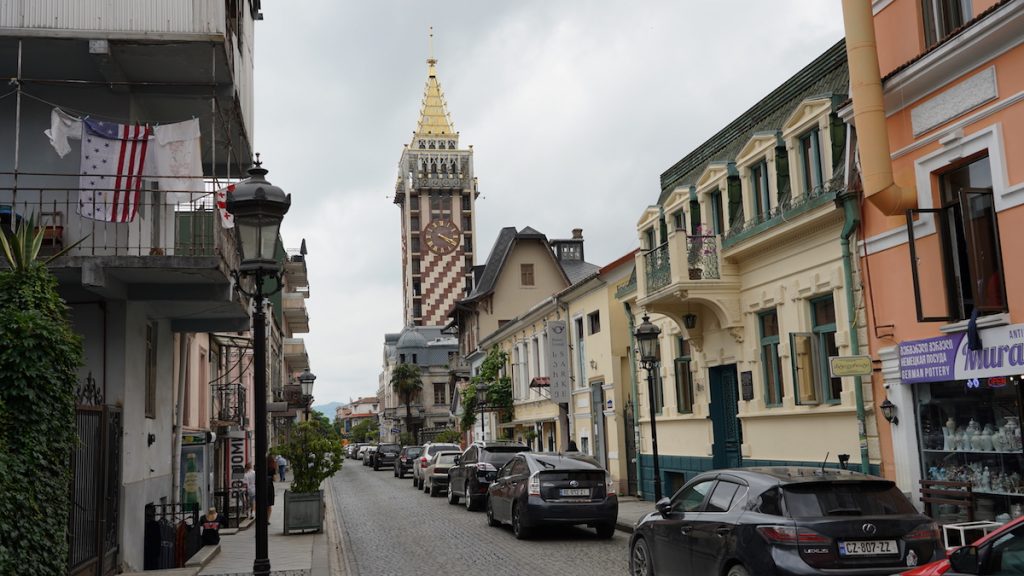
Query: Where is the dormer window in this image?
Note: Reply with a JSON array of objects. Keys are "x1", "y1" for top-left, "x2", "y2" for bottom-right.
[
  {"x1": 672, "y1": 209, "x2": 685, "y2": 232},
  {"x1": 643, "y1": 227, "x2": 656, "y2": 250},
  {"x1": 799, "y1": 128, "x2": 823, "y2": 194},
  {"x1": 750, "y1": 160, "x2": 771, "y2": 221},
  {"x1": 560, "y1": 244, "x2": 581, "y2": 261}
]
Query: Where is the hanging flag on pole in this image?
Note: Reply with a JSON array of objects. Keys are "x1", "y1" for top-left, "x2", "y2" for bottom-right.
[
  {"x1": 78, "y1": 119, "x2": 152, "y2": 223},
  {"x1": 215, "y1": 184, "x2": 235, "y2": 229}
]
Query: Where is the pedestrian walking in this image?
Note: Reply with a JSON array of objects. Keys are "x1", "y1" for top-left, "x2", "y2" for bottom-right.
[
  {"x1": 201, "y1": 507, "x2": 226, "y2": 546},
  {"x1": 276, "y1": 454, "x2": 288, "y2": 481},
  {"x1": 242, "y1": 463, "x2": 256, "y2": 519},
  {"x1": 567, "y1": 439, "x2": 579, "y2": 452},
  {"x1": 266, "y1": 453, "x2": 277, "y2": 524}
]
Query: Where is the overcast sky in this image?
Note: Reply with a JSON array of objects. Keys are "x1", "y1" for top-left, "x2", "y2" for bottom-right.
[{"x1": 252, "y1": 1, "x2": 845, "y2": 406}]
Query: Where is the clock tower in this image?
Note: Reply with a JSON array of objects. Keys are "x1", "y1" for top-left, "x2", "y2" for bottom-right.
[{"x1": 394, "y1": 56, "x2": 478, "y2": 327}]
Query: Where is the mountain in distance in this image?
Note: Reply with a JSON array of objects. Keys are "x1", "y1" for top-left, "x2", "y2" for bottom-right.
[{"x1": 312, "y1": 401, "x2": 343, "y2": 419}]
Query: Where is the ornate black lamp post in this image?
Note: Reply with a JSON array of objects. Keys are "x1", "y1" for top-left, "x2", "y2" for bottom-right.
[
  {"x1": 475, "y1": 382, "x2": 490, "y2": 441},
  {"x1": 634, "y1": 313, "x2": 663, "y2": 501},
  {"x1": 227, "y1": 157, "x2": 290, "y2": 576},
  {"x1": 299, "y1": 368, "x2": 316, "y2": 419}
]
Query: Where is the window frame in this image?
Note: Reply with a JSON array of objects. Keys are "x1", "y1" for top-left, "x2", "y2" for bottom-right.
[
  {"x1": 759, "y1": 309, "x2": 783, "y2": 408},
  {"x1": 709, "y1": 189, "x2": 725, "y2": 235},
  {"x1": 811, "y1": 296, "x2": 841, "y2": 404},
  {"x1": 750, "y1": 159, "x2": 771, "y2": 221},
  {"x1": 922, "y1": 0, "x2": 971, "y2": 48},
  {"x1": 798, "y1": 128, "x2": 823, "y2": 195},
  {"x1": 433, "y1": 382, "x2": 447, "y2": 405},
  {"x1": 672, "y1": 209, "x2": 685, "y2": 232},
  {"x1": 588, "y1": 311, "x2": 601, "y2": 335},
  {"x1": 520, "y1": 263, "x2": 535, "y2": 287},
  {"x1": 674, "y1": 336, "x2": 694, "y2": 415}
]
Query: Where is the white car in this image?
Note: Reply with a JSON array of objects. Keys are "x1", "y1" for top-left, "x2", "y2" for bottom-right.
[
  {"x1": 412, "y1": 442, "x2": 461, "y2": 489},
  {"x1": 356, "y1": 445, "x2": 372, "y2": 460}
]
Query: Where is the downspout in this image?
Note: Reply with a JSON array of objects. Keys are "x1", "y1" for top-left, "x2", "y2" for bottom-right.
[
  {"x1": 624, "y1": 302, "x2": 643, "y2": 497},
  {"x1": 841, "y1": 0, "x2": 916, "y2": 215},
  {"x1": 839, "y1": 191, "x2": 870, "y2": 473},
  {"x1": 171, "y1": 333, "x2": 191, "y2": 506}
]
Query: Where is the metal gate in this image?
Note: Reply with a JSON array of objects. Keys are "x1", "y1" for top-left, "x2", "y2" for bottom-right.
[{"x1": 69, "y1": 400, "x2": 122, "y2": 576}]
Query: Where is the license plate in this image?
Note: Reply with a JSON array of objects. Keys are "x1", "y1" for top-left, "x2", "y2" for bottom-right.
[
  {"x1": 560, "y1": 488, "x2": 590, "y2": 497},
  {"x1": 839, "y1": 540, "x2": 898, "y2": 556}
]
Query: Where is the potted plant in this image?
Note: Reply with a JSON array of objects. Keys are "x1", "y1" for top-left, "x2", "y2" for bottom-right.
[
  {"x1": 279, "y1": 420, "x2": 344, "y2": 534},
  {"x1": 523, "y1": 428, "x2": 538, "y2": 450}
]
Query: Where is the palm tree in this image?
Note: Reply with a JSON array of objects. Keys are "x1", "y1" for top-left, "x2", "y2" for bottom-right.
[{"x1": 390, "y1": 363, "x2": 423, "y2": 441}]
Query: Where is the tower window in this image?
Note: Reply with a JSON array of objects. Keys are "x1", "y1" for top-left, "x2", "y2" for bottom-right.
[
  {"x1": 412, "y1": 258, "x2": 421, "y2": 275},
  {"x1": 462, "y1": 194, "x2": 471, "y2": 211}
]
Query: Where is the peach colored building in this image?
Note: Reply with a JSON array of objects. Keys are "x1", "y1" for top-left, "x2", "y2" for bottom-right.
[{"x1": 843, "y1": 0, "x2": 1024, "y2": 521}]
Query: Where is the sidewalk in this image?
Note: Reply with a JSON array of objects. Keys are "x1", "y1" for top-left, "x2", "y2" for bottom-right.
[
  {"x1": 198, "y1": 480, "x2": 334, "y2": 576},
  {"x1": 616, "y1": 496, "x2": 653, "y2": 534}
]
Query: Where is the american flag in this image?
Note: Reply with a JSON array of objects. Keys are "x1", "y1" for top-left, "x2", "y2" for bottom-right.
[{"x1": 78, "y1": 120, "x2": 152, "y2": 223}]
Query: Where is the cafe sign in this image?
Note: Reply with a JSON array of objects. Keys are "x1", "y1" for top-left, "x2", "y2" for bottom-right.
[{"x1": 899, "y1": 323, "x2": 1024, "y2": 384}]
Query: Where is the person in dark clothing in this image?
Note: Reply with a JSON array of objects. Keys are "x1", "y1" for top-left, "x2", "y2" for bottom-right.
[
  {"x1": 201, "y1": 507, "x2": 226, "y2": 546},
  {"x1": 567, "y1": 440, "x2": 579, "y2": 452},
  {"x1": 266, "y1": 453, "x2": 277, "y2": 524}
]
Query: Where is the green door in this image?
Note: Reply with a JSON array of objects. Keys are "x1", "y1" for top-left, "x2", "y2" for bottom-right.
[{"x1": 709, "y1": 364, "x2": 742, "y2": 469}]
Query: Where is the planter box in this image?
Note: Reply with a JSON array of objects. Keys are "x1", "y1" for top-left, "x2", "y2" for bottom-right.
[{"x1": 283, "y1": 489, "x2": 324, "y2": 534}]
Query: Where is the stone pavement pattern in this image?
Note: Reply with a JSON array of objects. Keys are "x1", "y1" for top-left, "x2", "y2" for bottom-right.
[
  {"x1": 329, "y1": 461, "x2": 629, "y2": 576},
  {"x1": 200, "y1": 480, "x2": 323, "y2": 576}
]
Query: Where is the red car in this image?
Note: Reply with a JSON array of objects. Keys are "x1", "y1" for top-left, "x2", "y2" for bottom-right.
[{"x1": 901, "y1": 516, "x2": 1024, "y2": 575}]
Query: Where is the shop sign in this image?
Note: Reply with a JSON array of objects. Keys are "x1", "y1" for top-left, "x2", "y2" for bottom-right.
[
  {"x1": 829, "y1": 355, "x2": 873, "y2": 377},
  {"x1": 545, "y1": 320, "x2": 571, "y2": 403},
  {"x1": 899, "y1": 322, "x2": 1024, "y2": 384}
]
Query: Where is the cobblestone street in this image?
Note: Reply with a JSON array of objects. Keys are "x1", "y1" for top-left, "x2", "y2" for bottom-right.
[{"x1": 328, "y1": 461, "x2": 629, "y2": 576}]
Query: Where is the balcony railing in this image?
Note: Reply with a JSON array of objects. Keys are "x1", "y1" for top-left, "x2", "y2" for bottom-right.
[
  {"x1": 685, "y1": 235, "x2": 720, "y2": 280},
  {"x1": 643, "y1": 242, "x2": 671, "y2": 292},
  {"x1": 0, "y1": 182, "x2": 238, "y2": 272},
  {"x1": 212, "y1": 383, "x2": 247, "y2": 427},
  {"x1": 722, "y1": 179, "x2": 838, "y2": 248}
]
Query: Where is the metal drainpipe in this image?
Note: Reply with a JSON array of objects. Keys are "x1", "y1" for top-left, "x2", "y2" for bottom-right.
[
  {"x1": 624, "y1": 302, "x2": 643, "y2": 497},
  {"x1": 839, "y1": 191, "x2": 870, "y2": 474}
]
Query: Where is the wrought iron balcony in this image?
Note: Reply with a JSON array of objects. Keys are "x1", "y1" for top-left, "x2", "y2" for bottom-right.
[
  {"x1": 685, "y1": 235, "x2": 721, "y2": 280},
  {"x1": 212, "y1": 383, "x2": 247, "y2": 427},
  {"x1": 643, "y1": 243, "x2": 671, "y2": 292}
]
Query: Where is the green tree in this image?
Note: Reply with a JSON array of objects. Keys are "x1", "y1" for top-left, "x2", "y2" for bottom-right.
[
  {"x1": 349, "y1": 418, "x2": 379, "y2": 443},
  {"x1": 0, "y1": 216, "x2": 84, "y2": 574},
  {"x1": 390, "y1": 363, "x2": 423, "y2": 440},
  {"x1": 279, "y1": 421, "x2": 345, "y2": 493},
  {"x1": 460, "y1": 346, "x2": 513, "y2": 430},
  {"x1": 434, "y1": 427, "x2": 462, "y2": 444}
]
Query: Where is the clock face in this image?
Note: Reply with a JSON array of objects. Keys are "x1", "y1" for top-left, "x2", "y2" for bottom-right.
[{"x1": 423, "y1": 218, "x2": 461, "y2": 255}]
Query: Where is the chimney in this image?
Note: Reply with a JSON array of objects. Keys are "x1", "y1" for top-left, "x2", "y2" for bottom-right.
[{"x1": 572, "y1": 228, "x2": 583, "y2": 239}]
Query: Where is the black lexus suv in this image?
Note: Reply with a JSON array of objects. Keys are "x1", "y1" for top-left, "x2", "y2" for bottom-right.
[{"x1": 371, "y1": 443, "x2": 400, "y2": 471}]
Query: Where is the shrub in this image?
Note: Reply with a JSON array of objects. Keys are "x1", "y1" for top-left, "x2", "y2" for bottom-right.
[{"x1": 279, "y1": 421, "x2": 345, "y2": 494}]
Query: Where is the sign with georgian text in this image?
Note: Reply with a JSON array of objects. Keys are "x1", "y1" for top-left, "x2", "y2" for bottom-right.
[
  {"x1": 899, "y1": 323, "x2": 1024, "y2": 384},
  {"x1": 545, "y1": 320, "x2": 571, "y2": 403}
]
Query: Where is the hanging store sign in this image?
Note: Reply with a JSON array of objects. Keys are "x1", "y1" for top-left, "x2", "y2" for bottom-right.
[
  {"x1": 829, "y1": 355, "x2": 874, "y2": 378},
  {"x1": 545, "y1": 320, "x2": 571, "y2": 403},
  {"x1": 899, "y1": 323, "x2": 1024, "y2": 384}
]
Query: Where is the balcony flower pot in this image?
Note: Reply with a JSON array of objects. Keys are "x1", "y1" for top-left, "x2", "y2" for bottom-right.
[
  {"x1": 279, "y1": 420, "x2": 344, "y2": 534},
  {"x1": 688, "y1": 267, "x2": 702, "y2": 280}
]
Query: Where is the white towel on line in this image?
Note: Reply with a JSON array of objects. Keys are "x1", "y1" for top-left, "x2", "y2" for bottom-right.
[
  {"x1": 148, "y1": 118, "x2": 204, "y2": 202},
  {"x1": 44, "y1": 108, "x2": 82, "y2": 158}
]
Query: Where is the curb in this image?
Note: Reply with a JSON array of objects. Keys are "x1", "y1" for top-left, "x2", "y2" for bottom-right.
[
  {"x1": 615, "y1": 520, "x2": 634, "y2": 534},
  {"x1": 324, "y1": 475, "x2": 354, "y2": 576}
]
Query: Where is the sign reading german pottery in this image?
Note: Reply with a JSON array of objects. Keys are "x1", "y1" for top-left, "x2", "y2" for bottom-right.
[
  {"x1": 545, "y1": 320, "x2": 571, "y2": 403},
  {"x1": 899, "y1": 323, "x2": 1024, "y2": 384}
]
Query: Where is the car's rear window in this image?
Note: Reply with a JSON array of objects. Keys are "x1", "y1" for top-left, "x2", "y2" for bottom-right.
[
  {"x1": 436, "y1": 453, "x2": 459, "y2": 465},
  {"x1": 405, "y1": 447, "x2": 422, "y2": 456},
  {"x1": 379, "y1": 444, "x2": 399, "y2": 451},
  {"x1": 427, "y1": 444, "x2": 460, "y2": 455},
  {"x1": 484, "y1": 452, "x2": 522, "y2": 466},
  {"x1": 783, "y1": 482, "x2": 916, "y2": 517}
]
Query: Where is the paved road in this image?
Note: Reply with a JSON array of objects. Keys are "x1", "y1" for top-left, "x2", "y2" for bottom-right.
[{"x1": 328, "y1": 458, "x2": 629, "y2": 576}]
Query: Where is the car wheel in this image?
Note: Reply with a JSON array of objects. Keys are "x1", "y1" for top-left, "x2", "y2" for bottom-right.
[
  {"x1": 423, "y1": 479, "x2": 430, "y2": 493},
  {"x1": 464, "y1": 483, "x2": 477, "y2": 511},
  {"x1": 486, "y1": 497, "x2": 500, "y2": 527},
  {"x1": 595, "y1": 522, "x2": 615, "y2": 539},
  {"x1": 447, "y1": 485, "x2": 460, "y2": 505},
  {"x1": 373, "y1": 462, "x2": 380, "y2": 471},
  {"x1": 511, "y1": 501, "x2": 531, "y2": 540},
  {"x1": 393, "y1": 468, "x2": 398, "y2": 477},
  {"x1": 429, "y1": 483, "x2": 440, "y2": 497},
  {"x1": 630, "y1": 538, "x2": 653, "y2": 576},
  {"x1": 725, "y1": 566, "x2": 750, "y2": 576}
]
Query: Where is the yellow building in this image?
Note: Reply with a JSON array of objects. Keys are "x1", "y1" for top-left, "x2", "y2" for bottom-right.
[{"x1": 620, "y1": 41, "x2": 881, "y2": 500}]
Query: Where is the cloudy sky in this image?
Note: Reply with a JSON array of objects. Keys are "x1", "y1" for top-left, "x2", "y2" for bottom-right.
[{"x1": 252, "y1": 1, "x2": 846, "y2": 406}]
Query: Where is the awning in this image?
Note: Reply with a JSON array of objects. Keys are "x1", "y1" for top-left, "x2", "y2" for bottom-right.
[
  {"x1": 529, "y1": 377, "x2": 550, "y2": 388},
  {"x1": 497, "y1": 417, "x2": 558, "y2": 429}
]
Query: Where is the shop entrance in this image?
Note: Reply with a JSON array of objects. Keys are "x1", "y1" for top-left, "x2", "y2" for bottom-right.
[{"x1": 709, "y1": 364, "x2": 742, "y2": 469}]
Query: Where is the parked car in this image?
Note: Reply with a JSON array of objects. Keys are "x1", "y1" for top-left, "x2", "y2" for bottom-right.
[
  {"x1": 486, "y1": 452, "x2": 618, "y2": 540},
  {"x1": 412, "y1": 442, "x2": 461, "y2": 489},
  {"x1": 394, "y1": 445, "x2": 423, "y2": 479},
  {"x1": 900, "y1": 515, "x2": 1024, "y2": 575},
  {"x1": 361, "y1": 445, "x2": 378, "y2": 466},
  {"x1": 371, "y1": 443, "x2": 400, "y2": 471},
  {"x1": 423, "y1": 451, "x2": 461, "y2": 497},
  {"x1": 448, "y1": 441, "x2": 530, "y2": 510},
  {"x1": 346, "y1": 443, "x2": 367, "y2": 459},
  {"x1": 628, "y1": 467, "x2": 942, "y2": 576},
  {"x1": 355, "y1": 444, "x2": 372, "y2": 460}
]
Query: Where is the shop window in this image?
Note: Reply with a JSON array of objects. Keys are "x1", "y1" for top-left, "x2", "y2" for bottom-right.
[
  {"x1": 521, "y1": 263, "x2": 535, "y2": 287},
  {"x1": 674, "y1": 337, "x2": 693, "y2": 414},
  {"x1": 907, "y1": 155, "x2": 1006, "y2": 322},
  {"x1": 922, "y1": 0, "x2": 971, "y2": 49},
  {"x1": 750, "y1": 160, "x2": 771, "y2": 222},
  {"x1": 760, "y1": 309, "x2": 783, "y2": 407},
  {"x1": 709, "y1": 190, "x2": 725, "y2": 235},
  {"x1": 791, "y1": 296, "x2": 841, "y2": 405},
  {"x1": 799, "y1": 128, "x2": 823, "y2": 195}
]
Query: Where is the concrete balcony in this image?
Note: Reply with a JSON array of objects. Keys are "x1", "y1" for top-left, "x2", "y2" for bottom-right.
[
  {"x1": 282, "y1": 292, "x2": 309, "y2": 334},
  {"x1": 636, "y1": 230, "x2": 742, "y2": 335},
  {"x1": 283, "y1": 337, "x2": 308, "y2": 372},
  {"x1": 284, "y1": 251, "x2": 308, "y2": 290}
]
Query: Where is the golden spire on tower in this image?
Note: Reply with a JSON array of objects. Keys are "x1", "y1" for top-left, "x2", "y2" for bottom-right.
[{"x1": 415, "y1": 26, "x2": 454, "y2": 138}]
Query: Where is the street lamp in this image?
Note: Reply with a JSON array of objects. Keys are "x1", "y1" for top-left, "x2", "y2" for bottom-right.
[
  {"x1": 298, "y1": 368, "x2": 316, "y2": 419},
  {"x1": 228, "y1": 157, "x2": 290, "y2": 576},
  {"x1": 634, "y1": 313, "x2": 664, "y2": 501},
  {"x1": 475, "y1": 382, "x2": 490, "y2": 441}
]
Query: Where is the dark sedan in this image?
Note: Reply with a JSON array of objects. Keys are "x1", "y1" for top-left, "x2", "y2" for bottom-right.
[
  {"x1": 486, "y1": 452, "x2": 617, "y2": 540},
  {"x1": 394, "y1": 445, "x2": 422, "y2": 479},
  {"x1": 448, "y1": 441, "x2": 530, "y2": 511},
  {"x1": 372, "y1": 443, "x2": 400, "y2": 471},
  {"x1": 629, "y1": 467, "x2": 942, "y2": 576}
]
